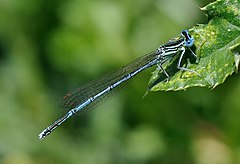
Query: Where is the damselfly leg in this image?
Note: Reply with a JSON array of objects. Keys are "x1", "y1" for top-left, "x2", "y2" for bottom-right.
[{"x1": 177, "y1": 47, "x2": 201, "y2": 77}]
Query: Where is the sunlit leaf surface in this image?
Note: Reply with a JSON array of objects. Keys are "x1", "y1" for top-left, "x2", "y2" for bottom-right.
[{"x1": 150, "y1": 0, "x2": 240, "y2": 91}]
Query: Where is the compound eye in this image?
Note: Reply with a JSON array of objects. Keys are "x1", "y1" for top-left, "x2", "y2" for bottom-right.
[{"x1": 182, "y1": 30, "x2": 187, "y2": 35}]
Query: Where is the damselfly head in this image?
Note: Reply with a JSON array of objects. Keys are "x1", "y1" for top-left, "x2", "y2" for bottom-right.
[{"x1": 181, "y1": 30, "x2": 194, "y2": 47}]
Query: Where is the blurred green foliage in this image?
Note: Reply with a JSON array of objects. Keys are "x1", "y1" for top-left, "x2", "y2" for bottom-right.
[{"x1": 0, "y1": 0, "x2": 239, "y2": 164}]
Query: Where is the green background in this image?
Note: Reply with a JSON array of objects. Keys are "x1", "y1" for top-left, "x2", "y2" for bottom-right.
[{"x1": 0, "y1": 0, "x2": 239, "y2": 163}]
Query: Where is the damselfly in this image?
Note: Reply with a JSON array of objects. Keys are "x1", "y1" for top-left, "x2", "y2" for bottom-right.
[{"x1": 39, "y1": 30, "x2": 198, "y2": 140}]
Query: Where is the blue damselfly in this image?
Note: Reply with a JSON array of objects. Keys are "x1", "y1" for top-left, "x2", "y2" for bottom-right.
[{"x1": 39, "y1": 30, "x2": 197, "y2": 139}]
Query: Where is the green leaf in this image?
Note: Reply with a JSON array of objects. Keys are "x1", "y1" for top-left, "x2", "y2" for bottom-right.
[{"x1": 149, "y1": 0, "x2": 240, "y2": 92}]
